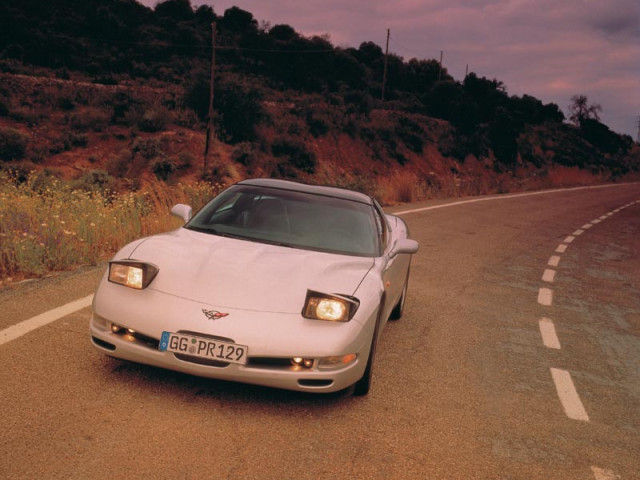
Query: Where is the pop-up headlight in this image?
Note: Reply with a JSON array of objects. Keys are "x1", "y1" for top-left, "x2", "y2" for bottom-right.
[
  {"x1": 302, "y1": 290, "x2": 359, "y2": 322},
  {"x1": 108, "y1": 261, "x2": 158, "y2": 290}
]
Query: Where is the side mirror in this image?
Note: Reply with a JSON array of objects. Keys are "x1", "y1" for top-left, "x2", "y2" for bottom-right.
[
  {"x1": 171, "y1": 204, "x2": 192, "y2": 224},
  {"x1": 390, "y1": 238, "x2": 419, "y2": 258}
]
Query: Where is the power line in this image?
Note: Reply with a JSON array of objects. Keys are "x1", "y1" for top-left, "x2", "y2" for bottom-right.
[{"x1": 388, "y1": 35, "x2": 428, "y2": 59}]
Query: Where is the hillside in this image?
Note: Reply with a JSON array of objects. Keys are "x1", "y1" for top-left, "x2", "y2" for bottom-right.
[{"x1": 1, "y1": 0, "x2": 639, "y2": 203}]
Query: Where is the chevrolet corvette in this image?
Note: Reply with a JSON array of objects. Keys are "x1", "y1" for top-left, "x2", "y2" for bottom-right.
[{"x1": 90, "y1": 178, "x2": 418, "y2": 395}]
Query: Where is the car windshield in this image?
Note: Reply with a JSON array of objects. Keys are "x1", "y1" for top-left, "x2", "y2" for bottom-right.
[{"x1": 186, "y1": 185, "x2": 379, "y2": 257}]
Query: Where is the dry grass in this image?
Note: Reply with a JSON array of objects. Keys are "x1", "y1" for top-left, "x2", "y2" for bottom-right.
[{"x1": 0, "y1": 171, "x2": 222, "y2": 280}]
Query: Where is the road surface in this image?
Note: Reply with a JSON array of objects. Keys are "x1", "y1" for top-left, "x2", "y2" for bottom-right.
[{"x1": 1, "y1": 183, "x2": 639, "y2": 479}]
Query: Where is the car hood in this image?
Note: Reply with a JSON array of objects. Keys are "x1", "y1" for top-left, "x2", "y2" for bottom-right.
[{"x1": 126, "y1": 228, "x2": 375, "y2": 313}]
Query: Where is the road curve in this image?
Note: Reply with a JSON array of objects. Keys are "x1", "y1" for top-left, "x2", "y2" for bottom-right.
[{"x1": 1, "y1": 183, "x2": 639, "y2": 479}]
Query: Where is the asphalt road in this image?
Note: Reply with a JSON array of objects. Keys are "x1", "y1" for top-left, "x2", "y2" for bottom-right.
[{"x1": 1, "y1": 183, "x2": 639, "y2": 479}]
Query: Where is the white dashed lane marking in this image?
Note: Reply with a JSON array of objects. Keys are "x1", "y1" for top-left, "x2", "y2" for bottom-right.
[
  {"x1": 538, "y1": 288, "x2": 553, "y2": 306},
  {"x1": 550, "y1": 368, "x2": 590, "y2": 422},
  {"x1": 542, "y1": 269, "x2": 556, "y2": 283},
  {"x1": 536, "y1": 199, "x2": 640, "y2": 479},
  {"x1": 591, "y1": 466, "x2": 621, "y2": 480},
  {"x1": 539, "y1": 318, "x2": 561, "y2": 349},
  {"x1": 548, "y1": 256, "x2": 561, "y2": 267},
  {"x1": 555, "y1": 244, "x2": 568, "y2": 253}
]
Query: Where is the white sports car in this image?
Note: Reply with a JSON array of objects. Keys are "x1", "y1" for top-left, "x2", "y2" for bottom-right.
[{"x1": 90, "y1": 178, "x2": 418, "y2": 395}]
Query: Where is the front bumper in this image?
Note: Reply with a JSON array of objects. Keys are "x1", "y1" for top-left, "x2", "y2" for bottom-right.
[
  {"x1": 90, "y1": 319, "x2": 367, "y2": 393},
  {"x1": 89, "y1": 283, "x2": 376, "y2": 393}
]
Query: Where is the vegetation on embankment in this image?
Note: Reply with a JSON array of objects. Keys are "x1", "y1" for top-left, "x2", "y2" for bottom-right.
[
  {"x1": 1, "y1": 0, "x2": 639, "y2": 282},
  {"x1": 0, "y1": 171, "x2": 220, "y2": 282}
]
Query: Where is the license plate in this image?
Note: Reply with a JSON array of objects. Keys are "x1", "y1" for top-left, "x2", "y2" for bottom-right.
[{"x1": 159, "y1": 332, "x2": 248, "y2": 365}]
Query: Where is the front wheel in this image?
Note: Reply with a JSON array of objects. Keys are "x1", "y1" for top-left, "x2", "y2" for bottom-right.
[
  {"x1": 390, "y1": 271, "x2": 409, "y2": 320},
  {"x1": 353, "y1": 330, "x2": 377, "y2": 396}
]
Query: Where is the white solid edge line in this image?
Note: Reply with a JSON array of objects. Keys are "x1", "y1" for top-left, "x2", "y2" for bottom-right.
[
  {"x1": 0, "y1": 294, "x2": 94, "y2": 346},
  {"x1": 550, "y1": 368, "x2": 590, "y2": 422},
  {"x1": 539, "y1": 318, "x2": 561, "y2": 349},
  {"x1": 394, "y1": 183, "x2": 626, "y2": 216}
]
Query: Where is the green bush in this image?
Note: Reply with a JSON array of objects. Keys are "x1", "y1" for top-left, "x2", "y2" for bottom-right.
[{"x1": 0, "y1": 127, "x2": 29, "y2": 161}]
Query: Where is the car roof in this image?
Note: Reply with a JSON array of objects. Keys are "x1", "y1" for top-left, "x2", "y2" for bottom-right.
[{"x1": 238, "y1": 178, "x2": 374, "y2": 205}]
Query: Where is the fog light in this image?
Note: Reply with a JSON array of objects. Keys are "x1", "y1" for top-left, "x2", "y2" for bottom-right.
[
  {"x1": 111, "y1": 324, "x2": 122, "y2": 333},
  {"x1": 291, "y1": 357, "x2": 314, "y2": 369},
  {"x1": 126, "y1": 328, "x2": 135, "y2": 334}
]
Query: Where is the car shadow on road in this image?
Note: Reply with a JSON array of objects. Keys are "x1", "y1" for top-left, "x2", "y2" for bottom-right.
[{"x1": 98, "y1": 356, "x2": 356, "y2": 410}]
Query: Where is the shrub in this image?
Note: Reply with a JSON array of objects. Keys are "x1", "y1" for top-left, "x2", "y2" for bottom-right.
[
  {"x1": 175, "y1": 152, "x2": 194, "y2": 170},
  {"x1": 53, "y1": 132, "x2": 89, "y2": 153},
  {"x1": 395, "y1": 116, "x2": 425, "y2": 153},
  {"x1": 215, "y1": 78, "x2": 266, "y2": 144},
  {"x1": 106, "y1": 149, "x2": 132, "y2": 178},
  {"x1": 72, "y1": 170, "x2": 116, "y2": 192},
  {"x1": 138, "y1": 107, "x2": 171, "y2": 132},
  {"x1": 0, "y1": 97, "x2": 9, "y2": 117},
  {"x1": 0, "y1": 127, "x2": 29, "y2": 161},
  {"x1": 271, "y1": 137, "x2": 316, "y2": 174},
  {"x1": 9, "y1": 107, "x2": 45, "y2": 126},
  {"x1": 69, "y1": 107, "x2": 110, "y2": 132},
  {"x1": 132, "y1": 137, "x2": 164, "y2": 159},
  {"x1": 56, "y1": 96, "x2": 75, "y2": 111},
  {"x1": 153, "y1": 157, "x2": 176, "y2": 181},
  {"x1": 232, "y1": 142, "x2": 259, "y2": 166},
  {"x1": 306, "y1": 112, "x2": 329, "y2": 137},
  {"x1": 174, "y1": 108, "x2": 200, "y2": 128}
]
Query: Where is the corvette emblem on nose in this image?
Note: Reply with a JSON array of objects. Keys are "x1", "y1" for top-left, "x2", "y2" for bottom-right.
[{"x1": 202, "y1": 309, "x2": 229, "y2": 320}]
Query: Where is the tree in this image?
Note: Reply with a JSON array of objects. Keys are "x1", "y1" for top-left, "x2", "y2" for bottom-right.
[{"x1": 569, "y1": 95, "x2": 602, "y2": 126}]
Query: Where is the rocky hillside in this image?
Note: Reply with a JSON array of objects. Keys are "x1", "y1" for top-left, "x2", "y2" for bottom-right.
[{"x1": 1, "y1": 0, "x2": 639, "y2": 203}]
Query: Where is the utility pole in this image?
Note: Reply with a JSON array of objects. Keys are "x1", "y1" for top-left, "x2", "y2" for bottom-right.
[
  {"x1": 636, "y1": 115, "x2": 640, "y2": 143},
  {"x1": 381, "y1": 28, "x2": 390, "y2": 101},
  {"x1": 203, "y1": 22, "x2": 216, "y2": 176},
  {"x1": 438, "y1": 50, "x2": 443, "y2": 81}
]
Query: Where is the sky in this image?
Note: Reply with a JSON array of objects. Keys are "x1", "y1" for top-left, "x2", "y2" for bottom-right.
[{"x1": 140, "y1": 0, "x2": 640, "y2": 138}]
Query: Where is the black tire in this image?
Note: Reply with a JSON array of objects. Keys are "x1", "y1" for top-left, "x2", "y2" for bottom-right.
[
  {"x1": 389, "y1": 271, "x2": 409, "y2": 321},
  {"x1": 353, "y1": 333, "x2": 376, "y2": 396}
]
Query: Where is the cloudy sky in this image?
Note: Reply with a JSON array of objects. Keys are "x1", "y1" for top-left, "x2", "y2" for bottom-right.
[{"x1": 141, "y1": 0, "x2": 640, "y2": 138}]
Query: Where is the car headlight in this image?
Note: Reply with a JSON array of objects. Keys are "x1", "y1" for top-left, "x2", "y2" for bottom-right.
[
  {"x1": 108, "y1": 260, "x2": 159, "y2": 290},
  {"x1": 302, "y1": 290, "x2": 359, "y2": 322}
]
